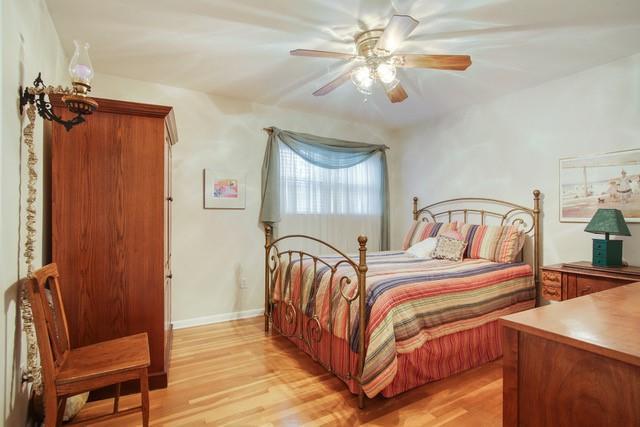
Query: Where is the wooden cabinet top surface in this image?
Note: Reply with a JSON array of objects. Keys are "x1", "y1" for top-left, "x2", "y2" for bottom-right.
[
  {"x1": 51, "y1": 95, "x2": 179, "y2": 144},
  {"x1": 543, "y1": 261, "x2": 640, "y2": 281},
  {"x1": 500, "y1": 283, "x2": 640, "y2": 367}
]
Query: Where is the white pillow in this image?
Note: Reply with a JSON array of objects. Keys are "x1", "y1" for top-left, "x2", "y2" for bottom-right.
[{"x1": 406, "y1": 237, "x2": 438, "y2": 259}]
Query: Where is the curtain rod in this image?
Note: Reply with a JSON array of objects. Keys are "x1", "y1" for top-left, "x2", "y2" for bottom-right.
[{"x1": 261, "y1": 127, "x2": 388, "y2": 150}]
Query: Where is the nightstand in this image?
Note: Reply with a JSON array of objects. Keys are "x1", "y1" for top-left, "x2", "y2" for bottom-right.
[{"x1": 541, "y1": 261, "x2": 640, "y2": 301}]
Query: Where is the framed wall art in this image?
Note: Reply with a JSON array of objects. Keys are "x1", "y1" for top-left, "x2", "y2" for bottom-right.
[
  {"x1": 559, "y1": 148, "x2": 640, "y2": 222},
  {"x1": 203, "y1": 169, "x2": 246, "y2": 209}
]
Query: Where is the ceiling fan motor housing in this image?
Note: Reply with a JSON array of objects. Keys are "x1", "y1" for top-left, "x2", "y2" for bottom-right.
[{"x1": 355, "y1": 29, "x2": 386, "y2": 57}]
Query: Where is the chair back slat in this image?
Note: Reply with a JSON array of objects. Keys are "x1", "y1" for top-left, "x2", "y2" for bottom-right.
[
  {"x1": 43, "y1": 275, "x2": 70, "y2": 368},
  {"x1": 27, "y1": 264, "x2": 71, "y2": 375}
]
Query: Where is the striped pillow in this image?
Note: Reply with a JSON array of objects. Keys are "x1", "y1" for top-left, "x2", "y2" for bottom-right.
[
  {"x1": 402, "y1": 221, "x2": 458, "y2": 250},
  {"x1": 458, "y1": 224, "x2": 526, "y2": 263}
]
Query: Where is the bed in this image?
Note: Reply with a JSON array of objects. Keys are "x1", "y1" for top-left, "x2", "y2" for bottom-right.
[{"x1": 263, "y1": 190, "x2": 542, "y2": 408}]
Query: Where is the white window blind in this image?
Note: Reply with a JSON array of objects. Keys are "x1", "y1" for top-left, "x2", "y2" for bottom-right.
[{"x1": 278, "y1": 143, "x2": 383, "y2": 252}]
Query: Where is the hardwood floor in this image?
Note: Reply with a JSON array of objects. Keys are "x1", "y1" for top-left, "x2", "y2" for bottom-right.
[{"x1": 74, "y1": 317, "x2": 502, "y2": 426}]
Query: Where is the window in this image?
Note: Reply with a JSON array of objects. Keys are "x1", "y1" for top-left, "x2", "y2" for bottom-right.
[
  {"x1": 277, "y1": 143, "x2": 384, "y2": 251},
  {"x1": 259, "y1": 129, "x2": 389, "y2": 251},
  {"x1": 279, "y1": 143, "x2": 383, "y2": 216}
]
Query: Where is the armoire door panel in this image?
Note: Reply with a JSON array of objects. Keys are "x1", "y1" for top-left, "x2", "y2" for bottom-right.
[{"x1": 122, "y1": 114, "x2": 165, "y2": 373}]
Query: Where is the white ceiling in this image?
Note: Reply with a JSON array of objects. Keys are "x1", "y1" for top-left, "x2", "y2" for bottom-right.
[{"x1": 46, "y1": 0, "x2": 640, "y2": 129}]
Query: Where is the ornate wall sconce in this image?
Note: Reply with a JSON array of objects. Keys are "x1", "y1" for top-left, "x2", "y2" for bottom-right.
[{"x1": 19, "y1": 40, "x2": 98, "y2": 131}]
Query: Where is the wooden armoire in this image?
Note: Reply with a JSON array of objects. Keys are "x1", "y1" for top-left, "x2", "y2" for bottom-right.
[{"x1": 49, "y1": 96, "x2": 177, "y2": 389}]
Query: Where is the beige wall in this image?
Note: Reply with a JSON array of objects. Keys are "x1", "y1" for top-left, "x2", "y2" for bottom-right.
[
  {"x1": 89, "y1": 73, "x2": 398, "y2": 325},
  {"x1": 393, "y1": 53, "x2": 640, "y2": 265},
  {"x1": 1, "y1": 0, "x2": 68, "y2": 424}
]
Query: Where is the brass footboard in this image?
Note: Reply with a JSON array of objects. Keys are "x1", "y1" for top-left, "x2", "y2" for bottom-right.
[{"x1": 263, "y1": 226, "x2": 369, "y2": 408}]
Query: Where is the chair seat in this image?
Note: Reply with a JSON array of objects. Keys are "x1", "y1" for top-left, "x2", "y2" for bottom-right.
[{"x1": 56, "y1": 333, "x2": 150, "y2": 385}]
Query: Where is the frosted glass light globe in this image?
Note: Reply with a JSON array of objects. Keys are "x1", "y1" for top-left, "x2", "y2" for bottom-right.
[
  {"x1": 376, "y1": 62, "x2": 397, "y2": 84},
  {"x1": 351, "y1": 65, "x2": 373, "y2": 95}
]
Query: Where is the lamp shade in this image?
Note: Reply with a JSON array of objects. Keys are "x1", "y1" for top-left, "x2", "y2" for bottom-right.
[{"x1": 584, "y1": 209, "x2": 631, "y2": 236}]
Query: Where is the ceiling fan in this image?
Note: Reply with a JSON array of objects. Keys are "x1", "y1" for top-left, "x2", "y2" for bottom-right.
[{"x1": 290, "y1": 15, "x2": 472, "y2": 103}]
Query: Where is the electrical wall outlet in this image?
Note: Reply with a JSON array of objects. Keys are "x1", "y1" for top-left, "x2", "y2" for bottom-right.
[{"x1": 239, "y1": 278, "x2": 248, "y2": 289}]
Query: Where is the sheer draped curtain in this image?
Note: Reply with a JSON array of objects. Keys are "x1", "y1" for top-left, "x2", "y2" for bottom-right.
[{"x1": 260, "y1": 127, "x2": 389, "y2": 253}]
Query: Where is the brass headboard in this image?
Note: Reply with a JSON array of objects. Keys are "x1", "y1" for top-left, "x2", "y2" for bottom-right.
[{"x1": 412, "y1": 190, "x2": 542, "y2": 295}]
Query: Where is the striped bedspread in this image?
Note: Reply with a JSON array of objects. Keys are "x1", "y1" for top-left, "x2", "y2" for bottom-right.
[{"x1": 271, "y1": 251, "x2": 535, "y2": 397}]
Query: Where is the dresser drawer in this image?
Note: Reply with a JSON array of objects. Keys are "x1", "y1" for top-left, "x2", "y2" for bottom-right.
[
  {"x1": 575, "y1": 276, "x2": 628, "y2": 297},
  {"x1": 541, "y1": 283, "x2": 561, "y2": 301},
  {"x1": 541, "y1": 270, "x2": 562, "y2": 301},
  {"x1": 541, "y1": 270, "x2": 561, "y2": 285}
]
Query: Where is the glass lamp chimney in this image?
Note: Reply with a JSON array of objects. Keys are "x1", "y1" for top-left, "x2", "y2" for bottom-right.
[{"x1": 68, "y1": 40, "x2": 94, "y2": 93}]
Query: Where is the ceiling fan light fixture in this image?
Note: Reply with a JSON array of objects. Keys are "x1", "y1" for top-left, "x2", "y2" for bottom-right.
[
  {"x1": 351, "y1": 65, "x2": 374, "y2": 95},
  {"x1": 291, "y1": 14, "x2": 471, "y2": 103},
  {"x1": 376, "y1": 62, "x2": 397, "y2": 84}
]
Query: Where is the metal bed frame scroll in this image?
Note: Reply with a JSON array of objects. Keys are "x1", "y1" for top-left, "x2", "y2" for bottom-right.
[{"x1": 263, "y1": 190, "x2": 541, "y2": 409}]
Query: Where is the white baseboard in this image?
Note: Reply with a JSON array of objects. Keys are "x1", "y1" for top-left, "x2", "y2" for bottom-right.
[{"x1": 172, "y1": 308, "x2": 264, "y2": 330}]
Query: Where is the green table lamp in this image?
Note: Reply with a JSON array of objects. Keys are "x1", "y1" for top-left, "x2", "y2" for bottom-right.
[{"x1": 584, "y1": 208, "x2": 631, "y2": 267}]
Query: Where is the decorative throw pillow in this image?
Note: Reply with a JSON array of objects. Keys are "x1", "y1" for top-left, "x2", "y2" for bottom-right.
[
  {"x1": 432, "y1": 236, "x2": 467, "y2": 262},
  {"x1": 402, "y1": 221, "x2": 458, "y2": 250},
  {"x1": 439, "y1": 229, "x2": 464, "y2": 241},
  {"x1": 406, "y1": 237, "x2": 438, "y2": 259},
  {"x1": 458, "y1": 223, "x2": 526, "y2": 263}
]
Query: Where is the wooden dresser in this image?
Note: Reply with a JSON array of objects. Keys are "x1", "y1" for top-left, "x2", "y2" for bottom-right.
[
  {"x1": 50, "y1": 97, "x2": 177, "y2": 389},
  {"x1": 501, "y1": 284, "x2": 640, "y2": 427},
  {"x1": 540, "y1": 261, "x2": 640, "y2": 301}
]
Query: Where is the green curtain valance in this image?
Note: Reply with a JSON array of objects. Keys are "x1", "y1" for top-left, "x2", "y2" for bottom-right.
[{"x1": 259, "y1": 127, "x2": 390, "y2": 250}]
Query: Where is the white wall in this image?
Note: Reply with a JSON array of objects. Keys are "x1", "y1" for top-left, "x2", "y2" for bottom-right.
[
  {"x1": 1, "y1": 0, "x2": 68, "y2": 424},
  {"x1": 88, "y1": 73, "x2": 398, "y2": 325},
  {"x1": 394, "y1": 53, "x2": 640, "y2": 265}
]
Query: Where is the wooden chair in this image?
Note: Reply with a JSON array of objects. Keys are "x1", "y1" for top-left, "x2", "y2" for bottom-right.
[{"x1": 27, "y1": 263, "x2": 151, "y2": 426}]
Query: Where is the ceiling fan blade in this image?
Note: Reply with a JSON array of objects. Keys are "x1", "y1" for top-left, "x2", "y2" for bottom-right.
[
  {"x1": 384, "y1": 82, "x2": 408, "y2": 103},
  {"x1": 396, "y1": 54, "x2": 472, "y2": 71},
  {"x1": 313, "y1": 68, "x2": 354, "y2": 96},
  {"x1": 290, "y1": 49, "x2": 355, "y2": 61},
  {"x1": 375, "y1": 15, "x2": 419, "y2": 54}
]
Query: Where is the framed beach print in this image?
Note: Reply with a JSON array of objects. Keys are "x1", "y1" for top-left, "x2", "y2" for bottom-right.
[
  {"x1": 203, "y1": 169, "x2": 246, "y2": 209},
  {"x1": 559, "y1": 148, "x2": 640, "y2": 222}
]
